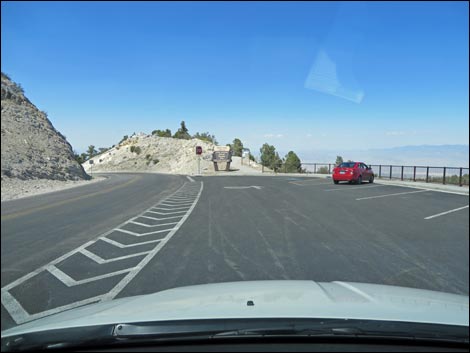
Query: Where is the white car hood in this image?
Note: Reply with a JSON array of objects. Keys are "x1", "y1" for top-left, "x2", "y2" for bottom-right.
[{"x1": 2, "y1": 280, "x2": 469, "y2": 337}]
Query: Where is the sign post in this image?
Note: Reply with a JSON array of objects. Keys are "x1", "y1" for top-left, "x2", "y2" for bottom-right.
[
  {"x1": 89, "y1": 159, "x2": 94, "y2": 178},
  {"x1": 242, "y1": 148, "x2": 251, "y2": 167},
  {"x1": 196, "y1": 146, "x2": 202, "y2": 175}
]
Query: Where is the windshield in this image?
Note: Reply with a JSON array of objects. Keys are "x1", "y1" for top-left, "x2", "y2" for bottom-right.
[{"x1": 1, "y1": 1, "x2": 469, "y2": 350}]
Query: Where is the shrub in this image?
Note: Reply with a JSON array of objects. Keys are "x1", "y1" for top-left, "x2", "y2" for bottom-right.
[
  {"x1": 152, "y1": 129, "x2": 172, "y2": 137},
  {"x1": 146, "y1": 154, "x2": 152, "y2": 160},
  {"x1": 153, "y1": 159, "x2": 159, "y2": 164},
  {"x1": 194, "y1": 132, "x2": 218, "y2": 144},
  {"x1": 317, "y1": 166, "x2": 329, "y2": 174},
  {"x1": 129, "y1": 145, "x2": 141, "y2": 154}
]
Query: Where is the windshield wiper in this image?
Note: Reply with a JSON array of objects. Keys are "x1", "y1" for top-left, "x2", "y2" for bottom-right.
[
  {"x1": 213, "y1": 326, "x2": 364, "y2": 337},
  {"x1": 112, "y1": 320, "x2": 468, "y2": 343},
  {"x1": 3, "y1": 319, "x2": 468, "y2": 351}
]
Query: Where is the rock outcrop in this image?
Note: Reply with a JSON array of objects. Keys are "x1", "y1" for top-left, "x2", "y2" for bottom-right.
[{"x1": 1, "y1": 73, "x2": 89, "y2": 181}]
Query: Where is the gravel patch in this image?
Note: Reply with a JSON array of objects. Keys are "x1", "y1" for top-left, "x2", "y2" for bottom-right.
[{"x1": 1, "y1": 176, "x2": 106, "y2": 202}]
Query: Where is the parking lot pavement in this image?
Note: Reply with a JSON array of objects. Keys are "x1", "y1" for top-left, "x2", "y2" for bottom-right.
[
  {"x1": 119, "y1": 175, "x2": 468, "y2": 301},
  {"x1": 2, "y1": 175, "x2": 468, "y2": 331}
]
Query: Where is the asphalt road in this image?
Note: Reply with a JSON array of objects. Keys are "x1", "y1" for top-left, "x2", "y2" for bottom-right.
[{"x1": 1, "y1": 173, "x2": 469, "y2": 330}]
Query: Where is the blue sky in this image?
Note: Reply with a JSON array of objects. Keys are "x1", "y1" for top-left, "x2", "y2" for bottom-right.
[{"x1": 1, "y1": 1, "x2": 468, "y2": 156}]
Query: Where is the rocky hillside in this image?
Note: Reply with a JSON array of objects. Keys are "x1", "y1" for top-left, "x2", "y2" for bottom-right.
[
  {"x1": 82, "y1": 134, "x2": 218, "y2": 175},
  {"x1": 1, "y1": 73, "x2": 89, "y2": 181}
]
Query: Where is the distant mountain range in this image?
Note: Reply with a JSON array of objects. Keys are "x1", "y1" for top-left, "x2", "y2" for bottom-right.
[{"x1": 297, "y1": 145, "x2": 469, "y2": 168}]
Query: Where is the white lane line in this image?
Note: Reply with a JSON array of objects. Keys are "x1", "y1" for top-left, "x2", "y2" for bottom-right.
[
  {"x1": 324, "y1": 185, "x2": 385, "y2": 192},
  {"x1": 48, "y1": 265, "x2": 132, "y2": 286},
  {"x1": 162, "y1": 198, "x2": 196, "y2": 202},
  {"x1": 80, "y1": 248, "x2": 150, "y2": 264},
  {"x1": 129, "y1": 221, "x2": 179, "y2": 228},
  {"x1": 424, "y1": 205, "x2": 469, "y2": 220},
  {"x1": 101, "y1": 237, "x2": 161, "y2": 248},
  {"x1": 1, "y1": 182, "x2": 200, "y2": 325},
  {"x1": 161, "y1": 197, "x2": 195, "y2": 202},
  {"x1": 160, "y1": 202, "x2": 193, "y2": 207},
  {"x1": 141, "y1": 214, "x2": 183, "y2": 220},
  {"x1": 139, "y1": 215, "x2": 183, "y2": 221},
  {"x1": 152, "y1": 206, "x2": 191, "y2": 211},
  {"x1": 356, "y1": 189, "x2": 429, "y2": 201},
  {"x1": 186, "y1": 176, "x2": 195, "y2": 182},
  {"x1": 1, "y1": 289, "x2": 30, "y2": 324},
  {"x1": 289, "y1": 180, "x2": 331, "y2": 186},
  {"x1": 146, "y1": 210, "x2": 188, "y2": 215},
  {"x1": 101, "y1": 181, "x2": 203, "y2": 301},
  {"x1": 115, "y1": 228, "x2": 173, "y2": 237},
  {"x1": 2, "y1": 239, "x2": 96, "y2": 291},
  {"x1": 297, "y1": 183, "x2": 332, "y2": 187},
  {"x1": 161, "y1": 200, "x2": 194, "y2": 205},
  {"x1": 12, "y1": 295, "x2": 104, "y2": 325}
]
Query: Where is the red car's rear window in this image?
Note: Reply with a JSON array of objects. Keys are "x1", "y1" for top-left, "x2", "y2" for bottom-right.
[{"x1": 338, "y1": 162, "x2": 356, "y2": 168}]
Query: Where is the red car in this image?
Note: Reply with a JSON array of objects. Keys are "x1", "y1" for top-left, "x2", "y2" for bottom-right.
[{"x1": 332, "y1": 162, "x2": 375, "y2": 184}]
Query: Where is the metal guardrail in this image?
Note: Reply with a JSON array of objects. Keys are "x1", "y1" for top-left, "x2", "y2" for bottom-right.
[
  {"x1": 368, "y1": 165, "x2": 469, "y2": 187},
  {"x1": 264, "y1": 162, "x2": 469, "y2": 187}
]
